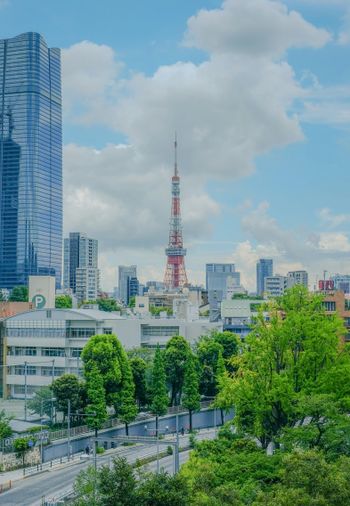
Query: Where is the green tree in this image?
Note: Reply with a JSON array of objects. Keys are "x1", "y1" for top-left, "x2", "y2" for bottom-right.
[
  {"x1": 182, "y1": 353, "x2": 201, "y2": 432},
  {"x1": 217, "y1": 286, "x2": 344, "y2": 448},
  {"x1": 27, "y1": 386, "x2": 54, "y2": 419},
  {"x1": 130, "y1": 357, "x2": 148, "y2": 408},
  {"x1": 9, "y1": 285, "x2": 28, "y2": 302},
  {"x1": 164, "y1": 335, "x2": 191, "y2": 406},
  {"x1": 97, "y1": 298, "x2": 120, "y2": 312},
  {"x1": 13, "y1": 436, "x2": 36, "y2": 469},
  {"x1": 150, "y1": 345, "x2": 169, "y2": 434},
  {"x1": 85, "y1": 363, "x2": 107, "y2": 455},
  {"x1": 55, "y1": 295, "x2": 73, "y2": 308},
  {"x1": 72, "y1": 466, "x2": 99, "y2": 506},
  {"x1": 196, "y1": 336, "x2": 224, "y2": 397},
  {"x1": 117, "y1": 356, "x2": 137, "y2": 435},
  {"x1": 0, "y1": 409, "x2": 12, "y2": 440},
  {"x1": 211, "y1": 331, "x2": 239, "y2": 365},
  {"x1": 99, "y1": 457, "x2": 137, "y2": 506},
  {"x1": 82, "y1": 334, "x2": 124, "y2": 406},
  {"x1": 128, "y1": 296, "x2": 136, "y2": 308},
  {"x1": 138, "y1": 471, "x2": 190, "y2": 506},
  {"x1": 51, "y1": 374, "x2": 83, "y2": 421}
]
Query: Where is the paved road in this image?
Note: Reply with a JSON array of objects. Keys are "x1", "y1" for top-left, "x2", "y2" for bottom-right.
[{"x1": 1, "y1": 429, "x2": 215, "y2": 505}]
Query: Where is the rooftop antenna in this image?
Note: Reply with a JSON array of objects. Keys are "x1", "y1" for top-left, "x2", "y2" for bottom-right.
[{"x1": 174, "y1": 132, "x2": 178, "y2": 177}]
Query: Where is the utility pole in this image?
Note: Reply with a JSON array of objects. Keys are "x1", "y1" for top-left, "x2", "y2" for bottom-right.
[
  {"x1": 24, "y1": 361, "x2": 28, "y2": 421},
  {"x1": 67, "y1": 399, "x2": 71, "y2": 461},
  {"x1": 175, "y1": 412, "x2": 179, "y2": 473}
]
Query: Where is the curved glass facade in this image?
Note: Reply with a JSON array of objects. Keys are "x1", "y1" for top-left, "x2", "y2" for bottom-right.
[{"x1": 0, "y1": 32, "x2": 62, "y2": 288}]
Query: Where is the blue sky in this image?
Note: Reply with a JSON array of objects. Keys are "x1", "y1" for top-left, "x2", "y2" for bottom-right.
[{"x1": 2, "y1": 0, "x2": 350, "y2": 290}]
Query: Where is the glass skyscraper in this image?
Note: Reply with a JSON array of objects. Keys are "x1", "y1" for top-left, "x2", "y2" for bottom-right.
[
  {"x1": 256, "y1": 259, "x2": 273, "y2": 296},
  {"x1": 0, "y1": 32, "x2": 62, "y2": 289}
]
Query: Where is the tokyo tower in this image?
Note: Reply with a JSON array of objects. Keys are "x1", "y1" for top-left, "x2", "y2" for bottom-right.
[{"x1": 163, "y1": 136, "x2": 188, "y2": 289}]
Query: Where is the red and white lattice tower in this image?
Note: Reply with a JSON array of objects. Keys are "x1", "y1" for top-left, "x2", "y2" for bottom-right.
[{"x1": 164, "y1": 136, "x2": 188, "y2": 289}]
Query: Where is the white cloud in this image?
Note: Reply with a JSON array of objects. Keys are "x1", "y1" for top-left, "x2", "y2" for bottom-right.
[
  {"x1": 184, "y1": 0, "x2": 331, "y2": 58},
  {"x1": 61, "y1": 0, "x2": 333, "y2": 289},
  {"x1": 319, "y1": 208, "x2": 350, "y2": 228},
  {"x1": 229, "y1": 203, "x2": 350, "y2": 292}
]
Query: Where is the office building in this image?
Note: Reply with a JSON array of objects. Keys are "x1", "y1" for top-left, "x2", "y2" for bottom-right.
[
  {"x1": 330, "y1": 274, "x2": 350, "y2": 294},
  {"x1": 0, "y1": 32, "x2": 62, "y2": 289},
  {"x1": 2, "y1": 308, "x2": 221, "y2": 398},
  {"x1": 256, "y1": 259, "x2": 273, "y2": 296},
  {"x1": 287, "y1": 270, "x2": 308, "y2": 288},
  {"x1": 206, "y1": 263, "x2": 240, "y2": 321},
  {"x1": 118, "y1": 265, "x2": 137, "y2": 305},
  {"x1": 264, "y1": 275, "x2": 290, "y2": 298},
  {"x1": 63, "y1": 233, "x2": 99, "y2": 303}
]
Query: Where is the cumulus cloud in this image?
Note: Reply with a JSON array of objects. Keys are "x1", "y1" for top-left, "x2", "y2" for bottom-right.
[
  {"x1": 229, "y1": 203, "x2": 350, "y2": 291},
  {"x1": 184, "y1": 0, "x2": 331, "y2": 58},
  {"x1": 61, "y1": 0, "x2": 333, "y2": 289},
  {"x1": 319, "y1": 208, "x2": 350, "y2": 228}
]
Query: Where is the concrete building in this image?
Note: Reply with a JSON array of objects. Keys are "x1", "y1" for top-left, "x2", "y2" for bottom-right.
[
  {"x1": 287, "y1": 270, "x2": 308, "y2": 288},
  {"x1": 1, "y1": 308, "x2": 221, "y2": 398},
  {"x1": 256, "y1": 259, "x2": 273, "y2": 296},
  {"x1": 221, "y1": 297, "x2": 267, "y2": 338},
  {"x1": 118, "y1": 266, "x2": 137, "y2": 305},
  {"x1": 206, "y1": 264, "x2": 240, "y2": 321},
  {"x1": 75, "y1": 268, "x2": 100, "y2": 303},
  {"x1": 64, "y1": 233, "x2": 99, "y2": 303},
  {"x1": 320, "y1": 291, "x2": 350, "y2": 343},
  {"x1": 330, "y1": 274, "x2": 350, "y2": 294},
  {"x1": 264, "y1": 275, "x2": 290, "y2": 298},
  {"x1": 28, "y1": 276, "x2": 56, "y2": 309}
]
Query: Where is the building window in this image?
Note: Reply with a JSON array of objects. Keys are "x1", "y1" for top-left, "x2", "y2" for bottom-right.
[
  {"x1": 7, "y1": 347, "x2": 37, "y2": 356},
  {"x1": 68, "y1": 328, "x2": 96, "y2": 338},
  {"x1": 41, "y1": 348, "x2": 66, "y2": 357},
  {"x1": 323, "y1": 301, "x2": 336, "y2": 312},
  {"x1": 13, "y1": 365, "x2": 37, "y2": 375},
  {"x1": 41, "y1": 366, "x2": 65, "y2": 377},
  {"x1": 13, "y1": 385, "x2": 39, "y2": 395},
  {"x1": 70, "y1": 348, "x2": 83, "y2": 358},
  {"x1": 102, "y1": 328, "x2": 112, "y2": 335},
  {"x1": 141, "y1": 325, "x2": 180, "y2": 338}
]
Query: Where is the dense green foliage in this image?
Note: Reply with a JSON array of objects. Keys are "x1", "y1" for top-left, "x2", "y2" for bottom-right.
[
  {"x1": 85, "y1": 363, "x2": 107, "y2": 430},
  {"x1": 9, "y1": 285, "x2": 28, "y2": 301},
  {"x1": 96, "y1": 298, "x2": 121, "y2": 312},
  {"x1": 55, "y1": 295, "x2": 73, "y2": 308},
  {"x1": 73, "y1": 457, "x2": 189, "y2": 506},
  {"x1": 164, "y1": 335, "x2": 191, "y2": 406},
  {"x1": 182, "y1": 353, "x2": 201, "y2": 431},
  {"x1": 130, "y1": 357, "x2": 148, "y2": 407},
  {"x1": 27, "y1": 386, "x2": 55, "y2": 418},
  {"x1": 51, "y1": 374, "x2": 85, "y2": 420},
  {"x1": 0, "y1": 409, "x2": 12, "y2": 440},
  {"x1": 217, "y1": 286, "x2": 345, "y2": 448}
]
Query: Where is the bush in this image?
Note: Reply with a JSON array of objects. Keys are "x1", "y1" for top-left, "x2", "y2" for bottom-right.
[
  {"x1": 96, "y1": 446, "x2": 105, "y2": 454},
  {"x1": 167, "y1": 445, "x2": 173, "y2": 455},
  {"x1": 189, "y1": 433, "x2": 197, "y2": 449}
]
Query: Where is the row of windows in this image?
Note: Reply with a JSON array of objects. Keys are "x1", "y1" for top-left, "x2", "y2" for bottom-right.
[
  {"x1": 7, "y1": 346, "x2": 84, "y2": 358},
  {"x1": 10, "y1": 366, "x2": 65, "y2": 376}
]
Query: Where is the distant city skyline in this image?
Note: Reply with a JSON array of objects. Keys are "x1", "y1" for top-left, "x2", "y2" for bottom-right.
[{"x1": 1, "y1": 1, "x2": 350, "y2": 291}]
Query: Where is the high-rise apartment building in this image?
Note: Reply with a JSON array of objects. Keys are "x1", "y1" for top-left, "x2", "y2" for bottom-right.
[
  {"x1": 287, "y1": 270, "x2": 308, "y2": 288},
  {"x1": 206, "y1": 263, "x2": 240, "y2": 321},
  {"x1": 118, "y1": 265, "x2": 137, "y2": 305},
  {"x1": 264, "y1": 275, "x2": 290, "y2": 298},
  {"x1": 256, "y1": 259, "x2": 273, "y2": 296},
  {"x1": 0, "y1": 32, "x2": 62, "y2": 289},
  {"x1": 64, "y1": 232, "x2": 99, "y2": 302}
]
